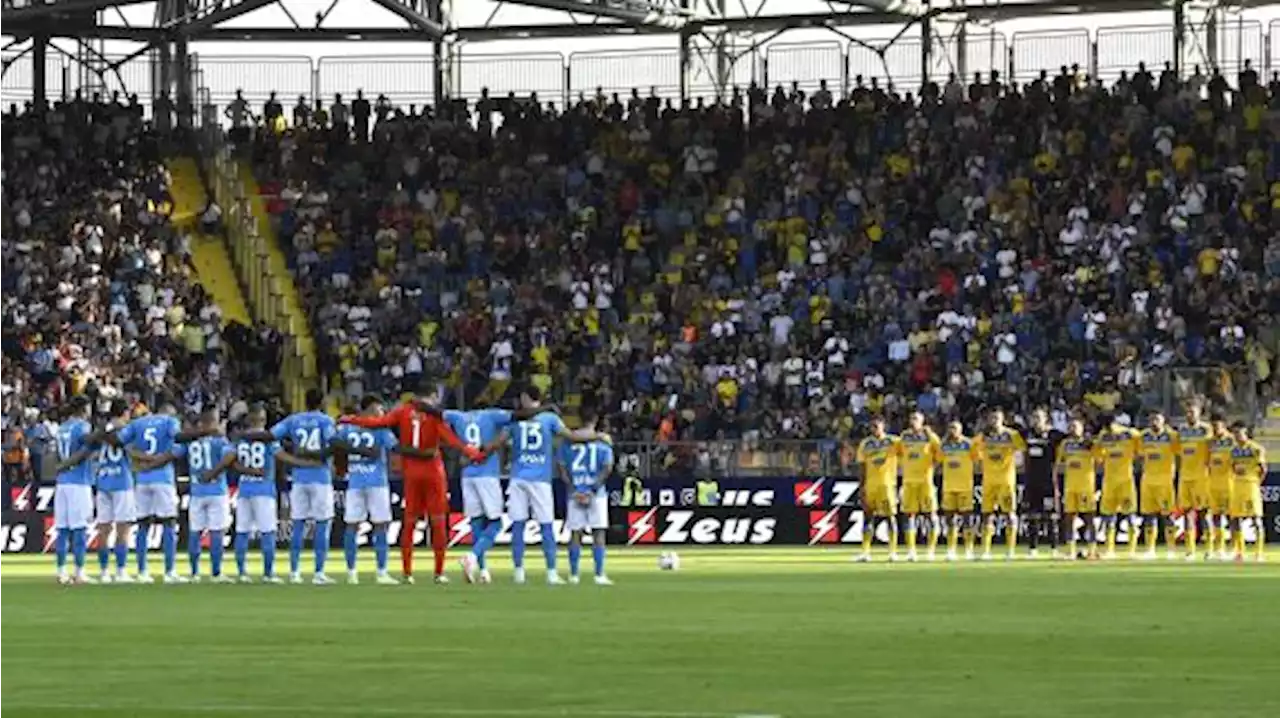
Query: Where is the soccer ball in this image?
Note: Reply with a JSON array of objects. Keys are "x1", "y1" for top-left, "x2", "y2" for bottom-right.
[{"x1": 658, "y1": 551, "x2": 680, "y2": 571}]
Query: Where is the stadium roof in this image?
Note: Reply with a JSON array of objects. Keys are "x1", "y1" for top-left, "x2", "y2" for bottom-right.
[
  {"x1": 3, "y1": 0, "x2": 1265, "y2": 44},
  {"x1": 1, "y1": 0, "x2": 1273, "y2": 107}
]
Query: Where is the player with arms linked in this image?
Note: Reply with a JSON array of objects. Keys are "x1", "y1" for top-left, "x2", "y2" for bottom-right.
[
  {"x1": 271, "y1": 389, "x2": 340, "y2": 584},
  {"x1": 117, "y1": 398, "x2": 211, "y2": 583},
  {"x1": 899, "y1": 411, "x2": 941, "y2": 562},
  {"x1": 855, "y1": 416, "x2": 900, "y2": 562},
  {"x1": 975, "y1": 409, "x2": 1026, "y2": 561},
  {"x1": 1206, "y1": 415, "x2": 1236, "y2": 560},
  {"x1": 1094, "y1": 415, "x2": 1141, "y2": 560},
  {"x1": 1056, "y1": 418, "x2": 1097, "y2": 560},
  {"x1": 52, "y1": 397, "x2": 96, "y2": 584},
  {"x1": 494, "y1": 386, "x2": 610, "y2": 585},
  {"x1": 1228, "y1": 423, "x2": 1266, "y2": 562},
  {"x1": 172, "y1": 408, "x2": 245, "y2": 582},
  {"x1": 233, "y1": 406, "x2": 321, "y2": 583},
  {"x1": 340, "y1": 391, "x2": 483, "y2": 584},
  {"x1": 558, "y1": 409, "x2": 615, "y2": 585},
  {"x1": 446, "y1": 404, "x2": 514, "y2": 584},
  {"x1": 338, "y1": 396, "x2": 401, "y2": 585},
  {"x1": 93, "y1": 401, "x2": 139, "y2": 582},
  {"x1": 937, "y1": 420, "x2": 978, "y2": 561},
  {"x1": 1175, "y1": 402, "x2": 1213, "y2": 560},
  {"x1": 1022, "y1": 408, "x2": 1062, "y2": 559},
  {"x1": 1138, "y1": 411, "x2": 1180, "y2": 560}
]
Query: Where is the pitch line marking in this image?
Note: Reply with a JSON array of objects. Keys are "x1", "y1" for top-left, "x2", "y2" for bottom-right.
[{"x1": 4, "y1": 702, "x2": 779, "y2": 718}]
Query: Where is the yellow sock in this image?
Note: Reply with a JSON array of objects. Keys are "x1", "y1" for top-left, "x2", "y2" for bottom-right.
[
  {"x1": 1164, "y1": 524, "x2": 1177, "y2": 552},
  {"x1": 947, "y1": 523, "x2": 959, "y2": 553},
  {"x1": 862, "y1": 521, "x2": 874, "y2": 556},
  {"x1": 1145, "y1": 523, "x2": 1158, "y2": 553},
  {"x1": 888, "y1": 523, "x2": 899, "y2": 555},
  {"x1": 1006, "y1": 518, "x2": 1018, "y2": 555},
  {"x1": 905, "y1": 519, "x2": 917, "y2": 554},
  {"x1": 1233, "y1": 530, "x2": 1245, "y2": 557},
  {"x1": 1254, "y1": 528, "x2": 1265, "y2": 561},
  {"x1": 1186, "y1": 518, "x2": 1198, "y2": 555},
  {"x1": 1068, "y1": 538, "x2": 1077, "y2": 556},
  {"x1": 1106, "y1": 525, "x2": 1117, "y2": 555},
  {"x1": 965, "y1": 528, "x2": 977, "y2": 555},
  {"x1": 1128, "y1": 522, "x2": 1140, "y2": 557},
  {"x1": 927, "y1": 522, "x2": 940, "y2": 556},
  {"x1": 1212, "y1": 525, "x2": 1224, "y2": 554},
  {"x1": 981, "y1": 524, "x2": 995, "y2": 555}
]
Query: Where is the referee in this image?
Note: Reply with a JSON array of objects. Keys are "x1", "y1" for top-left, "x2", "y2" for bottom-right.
[{"x1": 1022, "y1": 408, "x2": 1062, "y2": 557}]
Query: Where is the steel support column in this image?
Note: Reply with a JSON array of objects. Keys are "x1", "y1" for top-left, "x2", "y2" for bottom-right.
[
  {"x1": 175, "y1": 35, "x2": 192, "y2": 128},
  {"x1": 921, "y1": 10, "x2": 931, "y2": 87},
  {"x1": 32, "y1": 33, "x2": 48, "y2": 108},
  {"x1": 679, "y1": 27, "x2": 692, "y2": 100}
]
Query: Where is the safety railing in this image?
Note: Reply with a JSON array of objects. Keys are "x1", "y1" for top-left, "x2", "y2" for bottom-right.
[
  {"x1": 614, "y1": 440, "x2": 844, "y2": 479},
  {"x1": 3, "y1": 19, "x2": 1273, "y2": 107}
]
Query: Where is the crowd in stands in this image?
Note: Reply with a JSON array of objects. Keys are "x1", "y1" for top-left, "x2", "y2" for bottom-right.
[
  {"x1": 241, "y1": 62, "x2": 1280, "y2": 445},
  {"x1": 1, "y1": 94, "x2": 284, "y2": 484},
  {"x1": 3, "y1": 58, "x2": 1280, "y2": 477}
]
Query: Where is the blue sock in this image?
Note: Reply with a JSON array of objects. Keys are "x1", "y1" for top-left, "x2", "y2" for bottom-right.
[
  {"x1": 471, "y1": 518, "x2": 493, "y2": 571},
  {"x1": 539, "y1": 523, "x2": 557, "y2": 571},
  {"x1": 135, "y1": 521, "x2": 149, "y2": 574},
  {"x1": 98, "y1": 541, "x2": 110, "y2": 573},
  {"x1": 568, "y1": 542, "x2": 581, "y2": 577},
  {"x1": 314, "y1": 520, "x2": 330, "y2": 574},
  {"x1": 161, "y1": 523, "x2": 177, "y2": 575},
  {"x1": 344, "y1": 526, "x2": 358, "y2": 571},
  {"x1": 55, "y1": 528, "x2": 69, "y2": 571},
  {"x1": 71, "y1": 528, "x2": 87, "y2": 571},
  {"x1": 262, "y1": 532, "x2": 277, "y2": 577},
  {"x1": 373, "y1": 526, "x2": 389, "y2": 573},
  {"x1": 290, "y1": 519, "x2": 305, "y2": 573},
  {"x1": 593, "y1": 543, "x2": 606, "y2": 577},
  {"x1": 510, "y1": 520, "x2": 527, "y2": 569},
  {"x1": 114, "y1": 542, "x2": 128, "y2": 572},
  {"x1": 189, "y1": 535, "x2": 202, "y2": 576},
  {"x1": 210, "y1": 531, "x2": 225, "y2": 577},
  {"x1": 235, "y1": 533, "x2": 249, "y2": 576}
]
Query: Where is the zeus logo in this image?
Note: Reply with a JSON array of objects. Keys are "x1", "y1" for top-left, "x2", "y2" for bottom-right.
[
  {"x1": 11, "y1": 485, "x2": 54, "y2": 512},
  {"x1": 809, "y1": 509, "x2": 839, "y2": 544},
  {"x1": 447, "y1": 512, "x2": 473, "y2": 548},
  {"x1": 795, "y1": 479, "x2": 825, "y2": 507},
  {"x1": 718, "y1": 489, "x2": 774, "y2": 507},
  {"x1": 1, "y1": 524, "x2": 29, "y2": 552},
  {"x1": 628, "y1": 508, "x2": 659, "y2": 545},
  {"x1": 831, "y1": 481, "x2": 859, "y2": 506}
]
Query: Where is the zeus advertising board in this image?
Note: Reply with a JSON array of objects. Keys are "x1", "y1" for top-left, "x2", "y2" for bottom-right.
[{"x1": 5, "y1": 472, "x2": 1279, "y2": 552}]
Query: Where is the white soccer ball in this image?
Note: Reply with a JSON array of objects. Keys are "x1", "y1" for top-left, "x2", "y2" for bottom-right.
[{"x1": 658, "y1": 551, "x2": 681, "y2": 571}]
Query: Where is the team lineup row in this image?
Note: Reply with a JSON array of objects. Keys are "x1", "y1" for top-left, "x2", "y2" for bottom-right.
[
  {"x1": 47, "y1": 388, "x2": 617, "y2": 587},
  {"x1": 853, "y1": 407, "x2": 1268, "y2": 564}
]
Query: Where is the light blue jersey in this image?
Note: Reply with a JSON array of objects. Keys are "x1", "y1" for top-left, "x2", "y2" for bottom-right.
[
  {"x1": 270, "y1": 411, "x2": 336, "y2": 485},
  {"x1": 559, "y1": 440, "x2": 614, "y2": 495},
  {"x1": 182, "y1": 435, "x2": 233, "y2": 498},
  {"x1": 234, "y1": 437, "x2": 279, "y2": 498},
  {"x1": 55, "y1": 418, "x2": 94, "y2": 486},
  {"x1": 94, "y1": 432, "x2": 134, "y2": 492},
  {"x1": 335, "y1": 425, "x2": 397, "y2": 489},
  {"x1": 445, "y1": 408, "x2": 512, "y2": 479},
  {"x1": 119, "y1": 414, "x2": 182, "y2": 486},
  {"x1": 509, "y1": 411, "x2": 566, "y2": 483}
]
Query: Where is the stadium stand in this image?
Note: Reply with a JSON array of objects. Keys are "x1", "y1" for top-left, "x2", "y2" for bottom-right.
[
  {"x1": 0, "y1": 99, "x2": 285, "y2": 481},
  {"x1": 237, "y1": 66, "x2": 1280, "y2": 458}
]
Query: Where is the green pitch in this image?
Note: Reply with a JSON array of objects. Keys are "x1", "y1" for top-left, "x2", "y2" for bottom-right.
[{"x1": 4, "y1": 548, "x2": 1280, "y2": 718}]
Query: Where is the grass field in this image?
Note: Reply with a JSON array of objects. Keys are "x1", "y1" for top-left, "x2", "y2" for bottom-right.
[{"x1": 4, "y1": 548, "x2": 1280, "y2": 718}]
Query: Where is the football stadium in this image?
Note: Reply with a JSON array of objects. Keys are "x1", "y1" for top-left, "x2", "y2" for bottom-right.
[{"x1": 3, "y1": 0, "x2": 1280, "y2": 716}]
